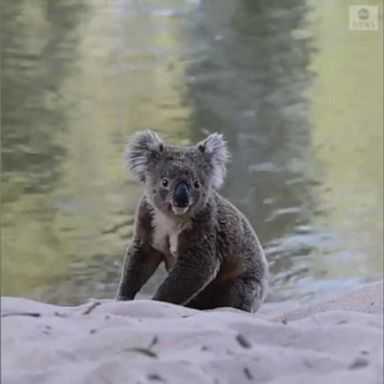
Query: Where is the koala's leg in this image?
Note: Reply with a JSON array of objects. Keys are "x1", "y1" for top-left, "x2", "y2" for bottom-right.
[
  {"x1": 189, "y1": 277, "x2": 264, "y2": 312},
  {"x1": 216, "y1": 277, "x2": 265, "y2": 312},
  {"x1": 152, "y1": 253, "x2": 219, "y2": 306},
  {"x1": 116, "y1": 240, "x2": 163, "y2": 301}
]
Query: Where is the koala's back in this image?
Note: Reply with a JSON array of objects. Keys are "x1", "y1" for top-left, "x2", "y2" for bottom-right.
[{"x1": 213, "y1": 192, "x2": 268, "y2": 290}]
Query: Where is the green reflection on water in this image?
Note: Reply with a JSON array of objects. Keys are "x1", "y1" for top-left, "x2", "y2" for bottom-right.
[{"x1": 307, "y1": 0, "x2": 383, "y2": 279}]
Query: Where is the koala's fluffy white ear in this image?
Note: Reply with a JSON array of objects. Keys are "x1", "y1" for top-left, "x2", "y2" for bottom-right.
[
  {"x1": 124, "y1": 130, "x2": 164, "y2": 181},
  {"x1": 197, "y1": 133, "x2": 230, "y2": 189}
]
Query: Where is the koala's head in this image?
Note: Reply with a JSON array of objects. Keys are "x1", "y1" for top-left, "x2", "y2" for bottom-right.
[{"x1": 125, "y1": 130, "x2": 229, "y2": 217}]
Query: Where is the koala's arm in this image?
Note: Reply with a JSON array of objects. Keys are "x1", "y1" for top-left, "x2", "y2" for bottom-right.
[
  {"x1": 152, "y1": 238, "x2": 219, "y2": 305},
  {"x1": 116, "y1": 239, "x2": 163, "y2": 300},
  {"x1": 116, "y1": 197, "x2": 162, "y2": 301}
]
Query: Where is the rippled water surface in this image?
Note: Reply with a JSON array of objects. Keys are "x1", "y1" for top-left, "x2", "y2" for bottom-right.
[{"x1": 2, "y1": 0, "x2": 383, "y2": 305}]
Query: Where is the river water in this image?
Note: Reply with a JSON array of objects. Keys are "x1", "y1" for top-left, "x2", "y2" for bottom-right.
[{"x1": 2, "y1": 0, "x2": 383, "y2": 305}]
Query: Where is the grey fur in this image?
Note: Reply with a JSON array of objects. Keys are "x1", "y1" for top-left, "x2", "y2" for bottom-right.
[{"x1": 116, "y1": 130, "x2": 268, "y2": 312}]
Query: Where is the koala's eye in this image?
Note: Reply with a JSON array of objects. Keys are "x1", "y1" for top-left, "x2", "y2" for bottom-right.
[
  {"x1": 194, "y1": 181, "x2": 200, "y2": 189},
  {"x1": 161, "y1": 178, "x2": 169, "y2": 188}
]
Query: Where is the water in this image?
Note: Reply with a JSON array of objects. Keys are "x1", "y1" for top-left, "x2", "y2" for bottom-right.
[{"x1": 2, "y1": 0, "x2": 383, "y2": 305}]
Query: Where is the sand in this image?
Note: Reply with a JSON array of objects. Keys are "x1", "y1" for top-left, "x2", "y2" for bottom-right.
[{"x1": 2, "y1": 281, "x2": 383, "y2": 384}]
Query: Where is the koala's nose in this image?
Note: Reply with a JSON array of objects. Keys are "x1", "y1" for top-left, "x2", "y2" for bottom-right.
[{"x1": 173, "y1": 181, "x2": 189, "y2": 208}]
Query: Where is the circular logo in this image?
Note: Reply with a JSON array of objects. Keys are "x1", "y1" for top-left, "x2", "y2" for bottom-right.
[{"x1": 358, "y1": 8, "x2": 370, "y2": 20}]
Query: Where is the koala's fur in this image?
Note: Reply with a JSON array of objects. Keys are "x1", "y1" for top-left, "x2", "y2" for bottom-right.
[{"x1": 116, "y1": 130, "x2": 268, "y2": 312}]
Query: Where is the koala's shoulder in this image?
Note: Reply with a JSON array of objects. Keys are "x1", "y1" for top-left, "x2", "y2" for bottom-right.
[
  {"x1": 213, "y1": 193, "x2": 240, "y2": 218},
  {"x1": 213, "y1": 193, "x2": 249, "y2": 237}
]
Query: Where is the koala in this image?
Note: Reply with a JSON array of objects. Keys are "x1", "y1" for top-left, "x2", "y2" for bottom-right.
[{"x1": 116, "y1": 130, "x2": 268, "y2": 312}]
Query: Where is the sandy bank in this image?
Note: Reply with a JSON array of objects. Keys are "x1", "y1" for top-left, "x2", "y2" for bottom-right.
[{"x1": 2, "y1": 281, "x2": 383, "y2": 384}]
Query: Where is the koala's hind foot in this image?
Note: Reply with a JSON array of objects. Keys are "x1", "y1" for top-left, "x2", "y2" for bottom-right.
[{"x1": 187, "y1": 277, "x2": 265, "y2": 313}]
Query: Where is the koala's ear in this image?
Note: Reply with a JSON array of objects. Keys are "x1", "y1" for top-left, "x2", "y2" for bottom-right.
[
  {"x1": 197, "y1": 133, "x2": 230, "y2": 189},
  {"x1": 124, "y1": 130, "x2": 164, "y2": 181}
]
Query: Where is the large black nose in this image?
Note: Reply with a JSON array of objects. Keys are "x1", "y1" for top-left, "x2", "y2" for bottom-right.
[{"x1": 173, "y1": 182, "x2": 189, "y2": 208}]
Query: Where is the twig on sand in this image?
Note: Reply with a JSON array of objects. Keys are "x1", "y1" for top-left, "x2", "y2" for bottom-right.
[
  {"x1": 82, "y1": 301, "x2": 101, "y2": 315},
  {"x1": 147, "y1": 373, "x2": 165, "y2": 382},
  {"x1": 244, "y1": 367, "x2": 254, "y2": 380},
  {"x1": 236, "y1": 333, "x2": 252, "y2": 349},
  {"x1": 123, "y1": 335, "x2": 159, "y2": 358},
  {"x1": 124, "y1": 347, "x2": 158, "y2": 358},
  {"x1": 1, "y1": 312, "x2": 41, "y2": 318},
  {"x1": 148, "y1": 335, "x2": 159, "y2": 348}
]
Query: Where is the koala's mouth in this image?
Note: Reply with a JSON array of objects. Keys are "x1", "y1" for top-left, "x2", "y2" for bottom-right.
[{"x1": 171, "y1": 205, "x2": 190, "y2": 216}]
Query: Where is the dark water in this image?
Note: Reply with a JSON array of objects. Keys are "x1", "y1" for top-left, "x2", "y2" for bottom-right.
[{"x1": 2, "y1": 0, "x2": 383, "y2": 305}]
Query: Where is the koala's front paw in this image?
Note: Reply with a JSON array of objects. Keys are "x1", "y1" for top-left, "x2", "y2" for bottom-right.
[{"x1": 115, "y1": 293, "x2": 134, "y2": 301}]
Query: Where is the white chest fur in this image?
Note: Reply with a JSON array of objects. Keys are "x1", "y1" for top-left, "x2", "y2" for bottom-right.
[{"x1": 151, "y1": 211, "x2": 190, "y2": 269}]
